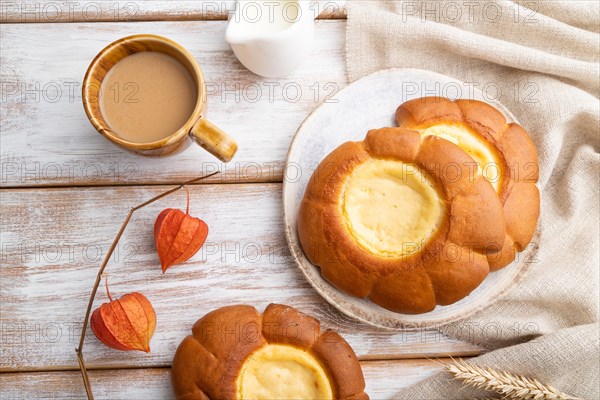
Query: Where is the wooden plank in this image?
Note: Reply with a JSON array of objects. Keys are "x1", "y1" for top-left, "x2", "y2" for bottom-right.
[
  {"x1": 1, "y1": 20, "x2": 347, "y2": 188},
  {"x1": 0, "y1": 184, "x2": 483, "y2": 371},
  {"x1": 0, "y1": 1, "x2": 347, "y2": 23},
  {"x1": 0, "y1": 358, "x2": 452, "y2": 399}
]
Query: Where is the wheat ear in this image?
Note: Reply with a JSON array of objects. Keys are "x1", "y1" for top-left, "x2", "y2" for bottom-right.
[{"x1": 446, "y1": 359, "x2": 581, "y2": 400}]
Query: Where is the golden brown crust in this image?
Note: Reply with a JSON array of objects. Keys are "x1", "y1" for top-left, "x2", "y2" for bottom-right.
[
  {"x1": 369, "y1": 266, "x2": 436, "y2": 314},
  {"x1": 487, "y1": 235, "x2": 517, "y2": 271},
  {"x1": 311, "y1": 331, "x2": 367, "y2": 399},
  {"x1": 171, "y1": 304, "x2": 368, "y2": 400},
  {"x1": 426, "y1": 248, "x2": 489, "y2": 305},
  {"x1": 503, "y1": 182, "x2": 540, "y2": 249},
  {"x1": 449, "y1": 176, "x2": 506, "y2": 250},
  {"x1": 415, "y1": 134, "x2": 476, "y2": 199},
  {"x1": 298, "y1": 128, "x2": 507, "y2": 314},
  {"x1": 396, "y1": 97, "x2": 540, "y2": 269}
]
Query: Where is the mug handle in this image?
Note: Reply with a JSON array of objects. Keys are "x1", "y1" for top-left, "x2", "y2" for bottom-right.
[{"x1": 189, "y1": 118, "x2": 238, "y2": 162}]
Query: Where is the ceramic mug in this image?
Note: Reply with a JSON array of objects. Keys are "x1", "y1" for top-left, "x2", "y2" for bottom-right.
[{"x1": 82, "y1": 34, "x2": 237, "y2": 162}]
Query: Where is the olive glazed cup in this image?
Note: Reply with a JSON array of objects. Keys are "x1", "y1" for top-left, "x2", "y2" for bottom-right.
[{"x1": 82, "y1": 34, "x2": 238, "y2": 162}]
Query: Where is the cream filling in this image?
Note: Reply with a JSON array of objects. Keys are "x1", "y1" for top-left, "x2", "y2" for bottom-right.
[
  {"x1": 236, "y1": 344, "x2": 333, "y2": 400},
  {"x1": 419, "y1": 124, "x2": 503, "y2": 191},
  {"x1": 342, "y1": 159, "x2": 443, "y2": 257}
]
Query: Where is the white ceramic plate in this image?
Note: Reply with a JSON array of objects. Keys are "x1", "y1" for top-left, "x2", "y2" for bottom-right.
[{"x1": 283, "y1": 68, "x2": 538, "y2": 330}]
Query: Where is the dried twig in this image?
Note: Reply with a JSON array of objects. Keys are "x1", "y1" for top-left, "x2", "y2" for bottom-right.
[
  {"x1": 447, "y1": 359, "x2": 581, "y2": 400},
  {"x1": 75, "y1": 172, "x2": 219, "y2": 400}
]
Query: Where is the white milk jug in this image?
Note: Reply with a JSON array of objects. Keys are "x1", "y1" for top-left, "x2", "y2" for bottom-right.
[{"x1": 226, "y1": 0, "x2": 315, "y2": 78}]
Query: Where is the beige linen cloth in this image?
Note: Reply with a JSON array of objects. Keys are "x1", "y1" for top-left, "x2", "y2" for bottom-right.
[{"x1": 346, "y1": 1, "x2": 600, "y2": 398}]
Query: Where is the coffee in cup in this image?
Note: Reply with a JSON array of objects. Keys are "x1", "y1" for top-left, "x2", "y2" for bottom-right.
[{"x1": 83, "y1": 34, "x2": 237, "y2": 162}]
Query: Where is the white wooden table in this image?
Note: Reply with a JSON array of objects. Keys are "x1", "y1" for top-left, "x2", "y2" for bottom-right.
[{"x1": 1, "y1": 2, "x2": 483, "y2": 398}]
